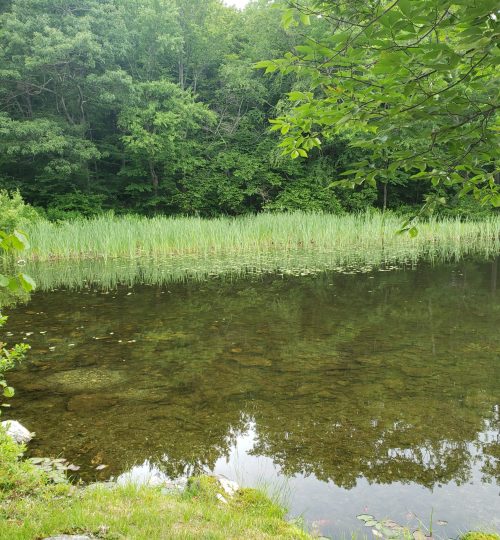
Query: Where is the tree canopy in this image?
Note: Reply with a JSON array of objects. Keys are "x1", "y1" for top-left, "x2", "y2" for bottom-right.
[
  {"x1": 257, "y1": 0, "x2": 499, "y2": 219},
  {"x1": 0, "y1": 0, "x2": 498, "y2": 218}
]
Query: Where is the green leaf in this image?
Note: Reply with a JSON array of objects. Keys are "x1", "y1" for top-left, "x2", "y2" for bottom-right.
[
  {"x1": 0, "y1": 274, "x2": 9, "y2": 288},
  {"x1": 3, "y1": 387, "x2": 15, "y2": 398},
  {"x1": 299, "y1": 13, "x2": 311, "y2": 26},
  {"x1": 409, "y1": 227, "x2": 418, "y2": 238},
  {"x1": 19, "y1": 273, "x2": 36, "y2": 292},
  {"x1": 13, "y1": 231, "x2": 30, "y2": 250}
]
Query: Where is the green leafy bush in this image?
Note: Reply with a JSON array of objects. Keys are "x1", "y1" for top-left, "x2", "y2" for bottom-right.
[
  {"x1": 0, "y1": 191, "x2": 39, "y2": 233},
  {"x1": 45, "y1": 192, "x2": 107, "y2": 221},
  {"x1": 264, "y1": 178, "x2": 344, "y2": 213}
]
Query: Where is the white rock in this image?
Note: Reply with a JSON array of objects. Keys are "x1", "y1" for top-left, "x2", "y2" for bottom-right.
[
  {"x1": 218, "y1": 477, "x2": 239, "y2": 497},
  {"x1": 1, "y1": 420, "x2": 33, "y2": 444},
  {"x1": 216, "y1": 493, "x2": 228, "y2": 504}
]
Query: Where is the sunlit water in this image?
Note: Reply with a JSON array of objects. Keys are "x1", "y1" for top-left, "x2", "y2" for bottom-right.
[{"x1": 3, "y1": 258, "x2": 500, "y2": 538}]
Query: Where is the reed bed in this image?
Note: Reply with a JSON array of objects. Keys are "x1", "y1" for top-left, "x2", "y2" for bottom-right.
[{"x1": 23, "y1": 212, "x2": 500, "y2": 263}]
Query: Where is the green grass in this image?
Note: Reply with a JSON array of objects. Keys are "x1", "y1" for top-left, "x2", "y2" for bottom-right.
[
  {"x1": 0, "y1": 430, "x2": 310, "y2": 540},
  {"x1": 23, "y1": 212, "x2": 500, "y2": 262}
]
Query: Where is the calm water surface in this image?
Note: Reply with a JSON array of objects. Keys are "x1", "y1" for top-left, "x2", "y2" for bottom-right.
[{"x1": 4, "y1": 259, "x2": 500, "y2": 537}]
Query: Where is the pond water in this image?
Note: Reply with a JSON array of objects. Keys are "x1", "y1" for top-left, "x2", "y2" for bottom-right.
[{"x1": 3, "y1": 258, "x2": 500, "y2": 538}]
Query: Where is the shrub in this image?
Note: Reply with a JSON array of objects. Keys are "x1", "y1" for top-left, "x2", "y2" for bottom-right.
[
  {"x1": 46, "y1": 192, "x2": 107, "y2": 221},
  {"x1": 0, "y1": 191, "x2": 39, "y2": 233}
]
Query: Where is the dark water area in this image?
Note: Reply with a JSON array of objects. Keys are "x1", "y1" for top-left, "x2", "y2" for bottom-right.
[{"x1": 3, "y1": 259, "x2": 500, "y2": 537}]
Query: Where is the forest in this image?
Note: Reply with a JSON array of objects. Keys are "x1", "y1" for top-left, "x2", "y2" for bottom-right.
[{"x1": 0, "y1": 0, "x2": 497, "y2": 221}]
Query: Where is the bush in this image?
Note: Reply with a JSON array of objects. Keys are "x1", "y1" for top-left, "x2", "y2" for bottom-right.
[
  {"x1": 0, "y1": 191, "x2": 39, "y2": 233},
  {"x1": 45, "y1": 192, "x2": 107, "y2": 221},
  {"x1": 436, "y1": 194, "x2": 499, "y2": 219},
  {"x1": 264, "y1": 178, "x2": 345, "y2": 213}
]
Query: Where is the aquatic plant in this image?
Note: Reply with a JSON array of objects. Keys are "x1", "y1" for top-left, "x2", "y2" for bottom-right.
[{"x1": 21, "y1": 212, "x2": 500, "y2": 263}]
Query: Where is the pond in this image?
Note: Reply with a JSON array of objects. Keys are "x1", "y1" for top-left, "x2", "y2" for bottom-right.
[{"x1": 3, "y1": 257, "x2": 500, "y2": 538}]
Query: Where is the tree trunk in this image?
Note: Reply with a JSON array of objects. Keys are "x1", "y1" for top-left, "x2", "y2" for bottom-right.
[
  {"x1": 149, "y1": 161, "x2": 158, "y2": 193},
  {"x1": 178, "y1": 59, "x2": 185, "y2": 90},
  {"x1": 383, "y1": 183, "x2": 388, "y2": 212}
]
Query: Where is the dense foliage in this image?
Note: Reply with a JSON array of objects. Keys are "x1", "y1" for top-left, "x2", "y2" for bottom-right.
[
  {"x1": 258, "y1": 0, "x2": 500, "y2": 220},
  {"x1": 0, "y1": 0, "x2": 497, "y2": 218}
]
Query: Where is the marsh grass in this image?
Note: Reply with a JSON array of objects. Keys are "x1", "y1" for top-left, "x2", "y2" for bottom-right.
[
  {"x1": 23, "y1": 212, "x2": 500, "y2": 262},
  {"x1": 15, "y1": 212, "x2": 499, "y2": 290}
]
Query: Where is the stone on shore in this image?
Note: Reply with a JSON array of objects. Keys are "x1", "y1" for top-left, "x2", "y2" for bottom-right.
[
  {"x1": 1, "y1": 420, "x2": 33, "y2": 444},
  {"x1": 218, "y1": 477, "x2": 239, "y2": 497}
]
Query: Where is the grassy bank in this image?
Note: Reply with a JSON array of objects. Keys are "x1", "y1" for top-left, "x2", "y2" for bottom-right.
[
  {"x1": 23, "y1": 212, "x2": 500, "y2": 262},
  {"x1": 0, "y1": 429, "x2": 309, "y2": 540}
]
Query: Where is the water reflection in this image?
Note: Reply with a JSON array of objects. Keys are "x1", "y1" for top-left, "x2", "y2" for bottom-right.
[{"x1": 3, "y1": 260, "x2": 500, "y2": 535}]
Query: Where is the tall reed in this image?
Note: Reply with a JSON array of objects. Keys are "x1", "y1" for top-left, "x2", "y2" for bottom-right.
[{"x1": 23, "y1": 212, "x2": 500, "y2": 262}]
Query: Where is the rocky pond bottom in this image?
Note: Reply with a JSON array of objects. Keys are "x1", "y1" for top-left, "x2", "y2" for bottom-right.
[{"x1": 3, "y1": 258, "x2": 500, "y2": 538}]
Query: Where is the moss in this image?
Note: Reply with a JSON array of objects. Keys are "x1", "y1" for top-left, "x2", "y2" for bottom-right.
[{"x1": 461, "y1": 533, "x2": 500, "y2": 540}]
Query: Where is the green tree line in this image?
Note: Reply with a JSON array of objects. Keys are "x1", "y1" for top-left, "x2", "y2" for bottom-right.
[{"x1": 0, "y1": 0, "x2": 497, "y2": 219}]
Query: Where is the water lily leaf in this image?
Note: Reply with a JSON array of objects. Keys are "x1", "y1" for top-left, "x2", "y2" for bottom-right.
[
  {"x1": 413, "y1": 531, "x2": 427, "y2": 540},
  {"x1": 381, "y1": 527, "x2": 404, "y2": 538},
  {"x1": 357, "y1": 514, "x2": 375, "y2": 521},
  {"x1": 365, "y1": 520, "x2": 379, "y2": 527},
  {"x1": 382, "y1": 520, "x2": 404, "y2": 530}
]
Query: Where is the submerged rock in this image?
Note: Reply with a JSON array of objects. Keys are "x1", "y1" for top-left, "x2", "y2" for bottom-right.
[
  {"x1": 1, "y1": 420, "x2": 33, "y2": 444},
  {"x1": 43, "y1": 368, "x2": 126, "y2": 392},
  {"x1": 66, "y1": 394, "x2": 118, "y2": 413}
]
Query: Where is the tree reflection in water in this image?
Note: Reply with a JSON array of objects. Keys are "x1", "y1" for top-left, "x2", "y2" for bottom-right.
[{"x1": 4, "y1": 260, "x2": 499, "y2": 500}]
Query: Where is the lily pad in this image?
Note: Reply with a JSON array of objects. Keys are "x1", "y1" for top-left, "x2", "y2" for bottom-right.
[{"x1": 357, "y1": 514, "x2": 375, "y2": 521}]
